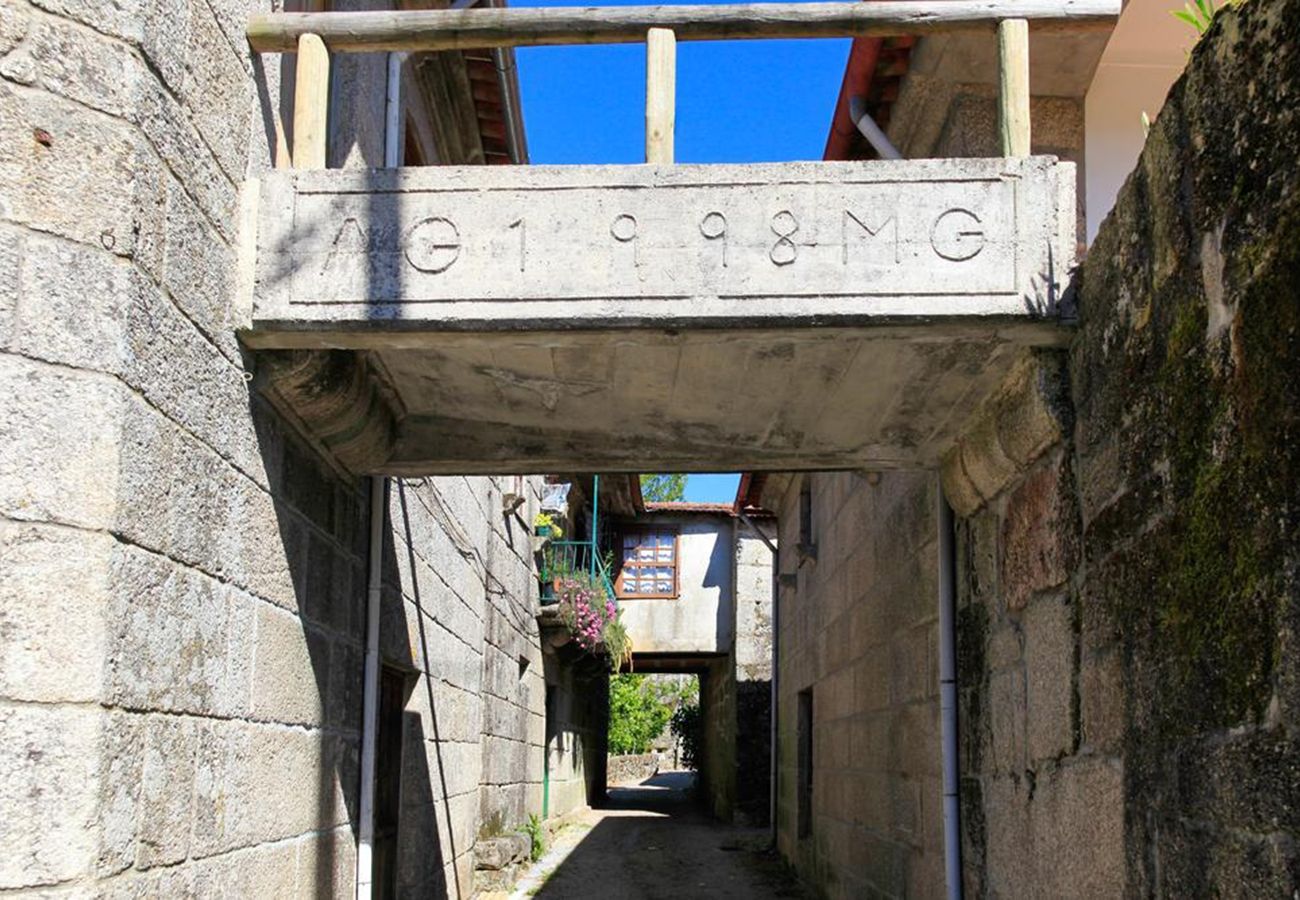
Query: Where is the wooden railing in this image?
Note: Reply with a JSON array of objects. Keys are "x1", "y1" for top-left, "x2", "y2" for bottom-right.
[{"x1": 247, "y1": 0, "x2": 1119, "y2": 165}]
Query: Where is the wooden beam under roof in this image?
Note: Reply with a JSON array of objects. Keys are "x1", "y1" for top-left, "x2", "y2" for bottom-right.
[{"x1": 248, "y1": 0, "x2": 1120, "y2": 53}]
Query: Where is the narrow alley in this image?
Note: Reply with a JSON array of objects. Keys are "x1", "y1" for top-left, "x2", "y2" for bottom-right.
[{"x1": 514, "y1": 773, "x2": 809, "y2": 900}]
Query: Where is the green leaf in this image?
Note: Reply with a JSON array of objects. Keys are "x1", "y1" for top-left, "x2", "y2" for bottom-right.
[{"x1": 639, "y1": 473, "x2": 687, "y2": 503}]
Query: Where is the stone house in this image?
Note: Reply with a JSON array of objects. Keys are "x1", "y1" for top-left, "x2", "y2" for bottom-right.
[
  {"x1": 587, "y1": 479, "x2": 776, "y2": 826},
  {"x1": 0, "y1": 2, "x2": 601, "y2": 896},
  {"x1": 1, "y1": 0, "x2": 1296, "y2": 897},
  {"x1": 757, "y1": 0, "x2": 1300, "y2": 897}
]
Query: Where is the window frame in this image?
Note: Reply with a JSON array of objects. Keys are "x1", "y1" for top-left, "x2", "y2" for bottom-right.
[{"x1": 614, "y1": 526, "x2": 681, "y2": 600}]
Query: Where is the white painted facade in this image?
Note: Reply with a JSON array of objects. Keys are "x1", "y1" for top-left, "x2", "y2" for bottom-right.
[
  {"x1": 1085, "y1": 0, "x2": 1192, "y2": 242},
  {"x1": 619, "y1": 513, "x2": 737, "y2": 655}
]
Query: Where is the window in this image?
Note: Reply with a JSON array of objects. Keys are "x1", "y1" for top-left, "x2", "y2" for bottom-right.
[
  {"x1": 797, "y1": 688, "x2": 814, "y2": 839},
  {"x1": 797, "y1": 477, "x2": 817, "y2": 563},
  {"x1": 615, "y1": 528, "x2": 679, "y2": 599}
]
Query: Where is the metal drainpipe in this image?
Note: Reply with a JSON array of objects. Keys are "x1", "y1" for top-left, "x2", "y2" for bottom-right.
[
  {"x1": 356, "y1": 54, "x2": 403, "y2": 900},
  {"x1": 737, "y1": 511, "x2": 779, "y2": 846},
  {"x1": 356, "y1": 476, "x2": 387, "y2": 899},
  {"x1": 486, "y1": 0, "x2": 529, "y2": 165},
  {"x1": 938, "y1": 489, "x2": 963, "y2": 900},
  {"x1": 848, "y1": 95, "x2": 903, "y2": 161}
]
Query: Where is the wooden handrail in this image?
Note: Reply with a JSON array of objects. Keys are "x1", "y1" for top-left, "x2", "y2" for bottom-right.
[{"x1": 247, "y1": 0, "x2": 1119, "y2": 53}]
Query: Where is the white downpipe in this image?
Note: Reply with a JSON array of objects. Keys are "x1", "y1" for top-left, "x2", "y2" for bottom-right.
[
  {"x1": 356, "y1": 55, "x2": 402, "y2": 900},
  {"x1": 938, "y1": 490, "x2": 962, "y2": 900},
  {"x1": 849, "y1": 95, "x2": 904, "y2": 160},
  {"x1": 356, "y1": 477, "x2": 387, "y2": 899},
  {"x1": 383, "y1": 51, "x2": 405, "y2": 169}
]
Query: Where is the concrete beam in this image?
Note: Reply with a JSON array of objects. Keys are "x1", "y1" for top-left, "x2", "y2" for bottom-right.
[{"x1": 242, "y1": 157, "x2": 1077, "y2": 343}]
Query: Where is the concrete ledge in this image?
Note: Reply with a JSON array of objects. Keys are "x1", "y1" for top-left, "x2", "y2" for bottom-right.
[{"x1": 245, "y1": 157, "x2": 1077, "y2": 339}]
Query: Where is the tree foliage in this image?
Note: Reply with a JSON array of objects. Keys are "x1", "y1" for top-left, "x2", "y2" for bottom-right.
[
  {"x1": 670, "y1": 701, "x2": 702, "y2": 771},
  {"x1": 640, "y1": 474, "x2": 687, "y2": 503},
  {"x1": 608, "y1": 674, "x2": 696, "y2": 755}
]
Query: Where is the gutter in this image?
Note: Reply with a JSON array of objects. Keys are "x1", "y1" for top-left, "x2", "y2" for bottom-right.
[
  {"x1": 823, "y1": 37, "x2": 884, "y2": 159},
  {"x1": 355, "y1": 476, "x2": 387, "y2": 899},
  {"x1": 487, "y1": 0, "x2": 529, "y2": 164},
  {"x1": 357, "y1": 55, "x2": 404, "y2": 898}
]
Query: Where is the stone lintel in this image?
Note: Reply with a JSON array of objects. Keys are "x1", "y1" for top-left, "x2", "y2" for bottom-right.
[{"x1": 245, "y1": 156, "x2": 1077, "y2": 338}]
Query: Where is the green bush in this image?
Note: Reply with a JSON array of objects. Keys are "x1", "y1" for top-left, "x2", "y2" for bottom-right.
[
  {"x1": 670, "y1": 701, "x2": 702, "y2": 771},
  {"x1": 608, "y1": 675, "x2": 673, "y2": 755}
]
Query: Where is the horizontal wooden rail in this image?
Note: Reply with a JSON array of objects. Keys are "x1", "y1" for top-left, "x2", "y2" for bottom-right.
[{"x1": 247, "y1": 0, "x2": 1119, "y2": 53}]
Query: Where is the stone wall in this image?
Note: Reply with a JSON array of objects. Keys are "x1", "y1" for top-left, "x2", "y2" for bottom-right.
[
  {"x1": 607, "y1": 752, "x2": 660, "y2": 787},
  {"x1": 699, "y1": 654, "x2": 738, "y2": 822},
  {"x1": 944, "y1": 360, "x2": 1126, "y2": 898},
  {"x1": 542, "y1": 654, "x2": 607, "y2": 819},
  {"x1": 947, "y1": 2, "x2": 1300, "y2": 895},
  {"x1": 387, "y1": 478, "x2": 547, "y2": 896},
  {"x1": 769, "y1": 472, "x2": 945, "y2": 899},
  {"x1": 0, "y1": 0, "x2": 559, "y2": 895},
  {"x1": 734, "y1": 529, "x2": 774, "y2": 825}
]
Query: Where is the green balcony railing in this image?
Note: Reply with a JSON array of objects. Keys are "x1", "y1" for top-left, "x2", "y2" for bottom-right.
[
  {"x1": 539, "y1": 475, "x2": 617, "y2": 605},
  {"x1": 539, "y1": 540, "x2": 616, "y2": 606}
]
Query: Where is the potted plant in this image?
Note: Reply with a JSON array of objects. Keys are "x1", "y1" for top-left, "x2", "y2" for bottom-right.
[
  {"x1": 534, "y1": 512, "x2": 563, "y2": 540},
  {"x1": 553, "y1": 571, "x2": 632, "y2": 670}
]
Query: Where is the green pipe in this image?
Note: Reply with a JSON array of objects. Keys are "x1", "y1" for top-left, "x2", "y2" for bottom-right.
[{"x1": 591, "y1": 474, "x2": 600, "y2": 579}]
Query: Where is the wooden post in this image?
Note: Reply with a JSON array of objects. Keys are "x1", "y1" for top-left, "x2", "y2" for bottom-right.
[
  {"x1": 997, "y1": 18, "x2": 1030, "y2": 157},
  {"x1": 292, "y1": 32, "x2": 330, "y2": 168},
  {"x1": 645, "y1": 27, "x2": 676, "y2": 164}
]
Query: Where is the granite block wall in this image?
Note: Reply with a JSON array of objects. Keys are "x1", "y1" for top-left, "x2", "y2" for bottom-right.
[
  {"x1": 771, "y1": 471, "x2": 946, "y2": 900},
  {"x1": 947, "y1": 3, "x2": 1300, "y2": 895},
  {"x1": 0, "y1": 0, "x2": 556, "y2": 895}
]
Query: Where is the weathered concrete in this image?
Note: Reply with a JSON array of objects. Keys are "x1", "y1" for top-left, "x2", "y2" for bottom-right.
[
  {"x1": 240, "y1": 157, "x2": 1077, "y2": 476},
  {"x1": 245, "y1": 157, "x2": 1075, "y2": 329},
  {"x1": 251, "y1": 323, "x2": 1077, "y2": 476}
]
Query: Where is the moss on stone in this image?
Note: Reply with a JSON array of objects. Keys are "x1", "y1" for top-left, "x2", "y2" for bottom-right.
[{"x1": 1066, "y1": 0, "x2": 1300, "y2": 889}]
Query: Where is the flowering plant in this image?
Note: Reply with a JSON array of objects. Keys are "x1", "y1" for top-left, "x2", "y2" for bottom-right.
[
  {"x1": 555, "y1": 571, "x2": 618, "y2": 651},
  {"x1": 554, "y1": 571, "x2": 631, "y2": 668}
]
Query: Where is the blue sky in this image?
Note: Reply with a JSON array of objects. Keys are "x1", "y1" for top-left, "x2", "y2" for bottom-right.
[
  {"x1": 512, "y1": 1, "x2": 849, "y2": 504},
  {"x1": 512, "y1": 0, "x2": 851, "y2": 164},
  {"x1": 677, "y1": 473, "x2": 740, "y2": 504}
]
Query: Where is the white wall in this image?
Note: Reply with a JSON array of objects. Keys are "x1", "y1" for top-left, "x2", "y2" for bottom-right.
[
  {"x1": 619, "y1": 515, "x2": 735, "y2": 655},
  {"x1": 1085, "y1": 0, "x2": 1191, "y2": 242}
]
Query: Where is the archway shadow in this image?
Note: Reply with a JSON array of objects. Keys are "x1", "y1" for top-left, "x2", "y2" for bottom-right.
[{"x1": 251, "y1": 400, "x2": 452, "y2": 897}]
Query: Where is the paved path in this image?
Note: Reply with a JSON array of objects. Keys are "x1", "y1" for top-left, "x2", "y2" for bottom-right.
[{"x1": 509, "y1": 772, "x2": 810, "y2": 900}]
